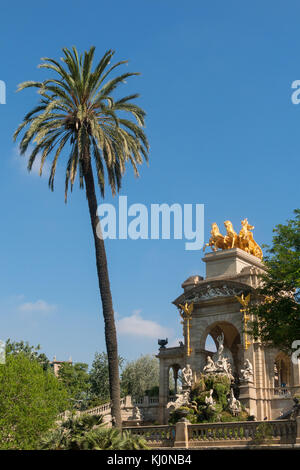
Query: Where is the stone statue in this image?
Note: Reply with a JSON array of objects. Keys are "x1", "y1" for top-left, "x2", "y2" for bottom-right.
[
  {"x1": 227, "y1": 388, "x2": 241, "y2": 416},
  {"x1": 216, "y1": 333, "x2": 224, "y2": 360},
  {"x1": 202, "y1": 332, "x2": 234, "y2": 381},
  {"x1": 132, "y1": 406, "x2": 142, "y2": 421},
  {"x1": 216, "y1": 356, "x2": 234, "y2": 381},
  {"x1": 240, "y1": 359, "x2": 253, "y2": 382},
  {"x1": 203, "y1": 355, "x2": 216, "y2": 374},
  {"x1": 274, "y1": 362, "x2": 279, "y2": 388},
  {"x1": 182, "y1": 364, "x2": 193, "y2": 387},
  {"x1": 290, "y1": 397, "x2": 300, "y2": 420},
  {"x1": 278, "y1": 397, "x2": 300, "y2": 420},
  {"x1": 205, "y1": 389, "x2": 216, "y2": 410},
  {"x1": 166, "y1": 389, "x2": 190, "y2": 411}
]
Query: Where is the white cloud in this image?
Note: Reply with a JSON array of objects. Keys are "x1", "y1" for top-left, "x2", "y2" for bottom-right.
[
  {"x1": 117, "y1": 310, "x2": 171, "y2": 339},
  {"x1": 18, "y1": 299, "x2": 56, "y2": 314},
  {"x1": 13, "y1": 145, "x2": 50, "y2": 178}
]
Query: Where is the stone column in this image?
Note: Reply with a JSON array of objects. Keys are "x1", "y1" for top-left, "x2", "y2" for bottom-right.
[
  {"x1": 158, "y1": 363, "x2": 169, "y2": 424},
  {"x1": 174, "y1": 418, "x2": 189, "y2": 448},
  {"x1": 239, "y1": 343, "x2": 258, "y2": 418},
  {"x1": 296, "y1": 416, "x2": 300, "y2": 445},
  {"x1": 124, "y1": 395, "x2": 132, "y2": 407},
  {"x1": 239, "y1": 381, "x2": 257, "y2": 418},
  {"x1": 292, "y1": 357, "x2": 300, "y2": 395}
]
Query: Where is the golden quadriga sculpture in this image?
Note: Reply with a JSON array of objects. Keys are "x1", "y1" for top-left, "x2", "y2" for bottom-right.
[{"x1": 204, "y1": 218, "x2": 263, "y2": 260}]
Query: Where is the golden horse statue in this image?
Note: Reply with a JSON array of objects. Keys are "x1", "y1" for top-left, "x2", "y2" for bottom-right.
[
  {"x1": 224, "y1": 220, "x2": 239, "y2": 249},
  {"x1": 204, "y1": 219, "x2": 263, "y2": 260},
  {"x1": 238, "y1": 218, "x2": 263, "y2": 259},
  {"x1": 203, "y1": 223, "x2": 227, "y2": 252}
]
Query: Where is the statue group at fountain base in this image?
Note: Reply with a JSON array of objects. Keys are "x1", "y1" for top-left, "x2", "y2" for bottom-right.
[{"x1": 167, "y1": 333, "x2": 254, "y2": 418}]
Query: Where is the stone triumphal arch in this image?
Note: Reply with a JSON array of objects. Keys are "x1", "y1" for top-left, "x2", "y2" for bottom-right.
[{"x1": 157, "y1": 220, "x2": 300, "y2": 423}]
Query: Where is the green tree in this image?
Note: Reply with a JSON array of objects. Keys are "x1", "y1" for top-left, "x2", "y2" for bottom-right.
[
  {"x1": 248, "y1": 209, "x2": 300, "y2": 351},
  {"x1": 6, "y1": 338, "x2": 50, "y2": 370},
  {"x1": 121, "y1": 355, "x2": 159, "y2": 399},
  {"x1": 58, "y1": 362, "x2": 90, "y2": 406},
  {"x1": 0, "y1": 353, "x2": 68, "y2": 449},
  {"x1": 14, "y1": 46, "x2": 149, "y2": 427},
  {"x1": 89, "y1": 352, "x2": 124, "y2": 405}
]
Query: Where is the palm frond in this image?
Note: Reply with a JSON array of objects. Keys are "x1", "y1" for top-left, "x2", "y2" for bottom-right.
[{"x1": 14, "y1": 46, "x2": 149, "y2": 200}]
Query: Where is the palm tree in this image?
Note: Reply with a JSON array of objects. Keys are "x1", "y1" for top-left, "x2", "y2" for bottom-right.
[{"x1": 14, "y1": 47, "x2": 149, "y2": 428}]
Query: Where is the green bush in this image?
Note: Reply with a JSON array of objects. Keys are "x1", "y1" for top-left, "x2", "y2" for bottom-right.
[
  {"x1": 40, "y1": 413, "x2": 149, "y2": 450},
  {"x1": 168, "y1": 406, "x2": 197, "y2": 424},
  {"x1": 190, "y1": 377, "x2": 206, "y2": 401},
  {"x1": 214, "y1": 383, "x2": 230, "y2": 408},
  {"x1": 169, "y1": 373, "x2": 249, "y2": 425},
  {"x1": 220, "y1": 410, "x2": 249, "y2": 422},
  {"x1": 81, "y1": 428, "x2": 149, "y2": 450},
  {"x1": 194, "y1": 391, "x2": 210, "y2": 406},
  {"x1": 0, "y1": 353, "x2": 68, "y2": 450},
  {"x1": 204, "y1": 374, "x2": 231, "y2": 390},
  {"x1": 40, "y1": 413, "x2": 103, "y2": 450},
  {"x1": 146, "y1": 385, "x2": 159, "y2": 397}
]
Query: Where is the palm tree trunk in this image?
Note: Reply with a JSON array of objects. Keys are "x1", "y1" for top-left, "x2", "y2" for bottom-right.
[{"x1": 82, "y1": 152, "x2": 122, "y2": 429}]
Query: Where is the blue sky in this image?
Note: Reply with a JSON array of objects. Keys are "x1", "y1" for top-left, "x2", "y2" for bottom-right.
[{"x1": 0, "y1": 0, "x2": 299, "y2": 366}]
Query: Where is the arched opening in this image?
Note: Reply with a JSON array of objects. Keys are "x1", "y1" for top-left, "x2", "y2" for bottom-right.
[
  {"x1": 274, "y1": 352, "x2": 291, "y2": 390},
  {"x1": 168, "y1": 363, "x2": 182, "y2": 396},
  {"x1": 202, "y1": 321, "x2": 242, "y2": 376},
  {"x1": 205, "y1": 334, "x2": 217, "y2": 353}
]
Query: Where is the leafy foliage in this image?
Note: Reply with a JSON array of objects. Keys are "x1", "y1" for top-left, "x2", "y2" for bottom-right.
[
  {"x1": 14, "y1": 46, "x2": 149, "y2": 202},
  {"x1": 40, "y1": 413, "x2": 148, "y2": 450},
  {"x1": 80, "y1": 428, "x2": 148, "y2": 450},
  {"x1": 5, "y1": 338, "x2": 50, "y2": 370},
  {"x1": 89, "y1": 352, "x2": 124, "y2": 404},
  {"x1": 168, "y1": 406, "x2": 198, "y2": 424},
  {"x1": 248, "y1": 209, "x2": 300, "y2": 351},
  {"x1": 40, "y1": 413, "x2": 103, "y2": 450},
  {"x1": 0, "y1": 353, "x2": 68, "y2": 449},
  {"x1": 170, "y1": 374, "x2": 248, "y2": 425},
  {"x1": 14, "y1": 45, "x2": 149, "y2": 428},
  {"x1": 121, "y1": 355, "x2": 159, "y2": 399},
  {"x1": 58, "y1": 362, "x2": 90, "y2": 407}
]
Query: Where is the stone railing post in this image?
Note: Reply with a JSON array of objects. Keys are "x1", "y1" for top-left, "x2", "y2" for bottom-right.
[
  {"x1": 124, "y1": 395, "x2": 132, "y2": 407},
  {"x1": 296, "y1": 416, "x2": 300, "y2": 445},
  {"x1": 174, "y1": 418, "x2": 189, "y2": 448}
]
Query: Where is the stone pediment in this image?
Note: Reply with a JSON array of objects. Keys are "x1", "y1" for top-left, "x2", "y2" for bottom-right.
[{"x1": 173, "y1": 279, "x2": 253, "y2": 306}]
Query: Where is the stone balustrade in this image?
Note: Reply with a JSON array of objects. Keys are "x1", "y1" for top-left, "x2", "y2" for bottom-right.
[
  {"x1": 273, "y1": 386, "x2": 295, "y2": 397},
  {"x1": 83, "y1": 397, "x2": 127, "y2": 416},
  {"x1": 187, "y1": 419, "x2": 297, "y2": 447},
  {"x1": 123, "y1": 425, "x2": 175, "y2": 447},
  {"x1": 59, "y1": 395, "x2": 299, "y2": 448},
  {"x1": 71, "y1": 395, "x2": 160, "y2": 424},
  {"x1": 58, "y1": 403, "x2": 299, "y2": 448},
  {"x1": 124, "y1": 418, "x2": 298, "y2": 448}
]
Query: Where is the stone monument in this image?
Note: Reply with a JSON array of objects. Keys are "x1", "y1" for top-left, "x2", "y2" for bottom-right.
[{"x1": 157, "y1": 218, "x2": 300, "y2": 423}]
